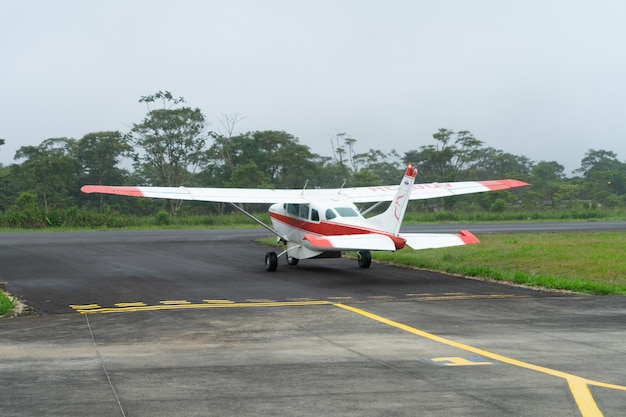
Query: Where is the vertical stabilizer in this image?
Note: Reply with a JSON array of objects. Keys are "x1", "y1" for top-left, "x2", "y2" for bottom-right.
[{"x1": 368, "y1": 165, "x2": 418, "y2": 235}]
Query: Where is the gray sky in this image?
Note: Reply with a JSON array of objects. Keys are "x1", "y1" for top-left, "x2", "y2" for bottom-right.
[{"x1": 2, "y1": 0, "x2": 625, "y2": 175}]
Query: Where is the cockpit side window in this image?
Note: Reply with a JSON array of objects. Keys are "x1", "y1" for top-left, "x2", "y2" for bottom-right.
[
  {"x1": 325, "y1": 208, "x2": 337, "y2": 220},
  {"x1": 287, "y1": 203, "x2": 299, "y2": 216},
  {"x1": 286, "y1": 203, "x2": 313, "y2": 220},
  {"x1": 299, "y1": 205, "x2": 309, "y2": 219},
  {"x1": 311, "y1": 209, "x2": 320, "y2": 222}
]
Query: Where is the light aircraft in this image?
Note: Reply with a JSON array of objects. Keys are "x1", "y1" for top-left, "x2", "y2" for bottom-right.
[{"x1": 81, "y1": 165, "x2": 529, "y2": 271}]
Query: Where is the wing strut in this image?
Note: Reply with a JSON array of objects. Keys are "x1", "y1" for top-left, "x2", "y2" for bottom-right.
[{"x1": 228, "y1": 203, "x2": 288, "y2": 241}]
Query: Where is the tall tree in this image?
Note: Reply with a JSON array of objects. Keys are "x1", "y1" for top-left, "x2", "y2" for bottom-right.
[
  {"x1": 471, "y1": 147, "x2": 533, "y2": 179},
  {"x1": 574, "y1": 149, "x2": 626, "y2": 200},
  {"x1": 404, "y1": 128, "x2": 484, "y2": 182},
  {"x1": 352, "y1": 148, "x2": 403, "y2": 185},
  {"x1": 75, "y1": 131, "x2": 132, "y2": 211},
  {"x1": 14, "y1": 138, "x2": 80, "y2": 213},
  {"x1": 75, "y1": 131, "x2": 131, "y2": 184},
  {"x1": 530, "y1": 161, "x2": 566, "y2": 206},
  {"x1": 328, "y1": 132, "x2": 353, "y2": 179},
  {"x1": 129, "y1": 91, "x2": 209, "y2": 215},
  {"x1": 204, "y1": 130, "x2": 321, "y2": 189}
]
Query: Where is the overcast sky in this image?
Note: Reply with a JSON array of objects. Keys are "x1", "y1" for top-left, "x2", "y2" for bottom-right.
[{"x1": 2, "y1": 0, "x2": 625, "y2": 175}]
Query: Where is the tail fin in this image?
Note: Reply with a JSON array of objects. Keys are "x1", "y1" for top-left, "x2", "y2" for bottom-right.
[{"x1": 368, "y1": 165, "x2": 418, "y2": 235}]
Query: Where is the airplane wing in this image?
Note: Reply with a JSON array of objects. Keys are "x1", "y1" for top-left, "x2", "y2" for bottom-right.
[
  {"x1": 400, "y1": 230, "x2": 480, "y2": 250},
  {"x1": 80, "y1": 185, "x2": 310, "y2": 204},
  {"x1": 337, "y1": 179, "x2": 530, "y2": 203},
  {"x1": 81, "y1": 179, "x2": 529, "y2": 204}
]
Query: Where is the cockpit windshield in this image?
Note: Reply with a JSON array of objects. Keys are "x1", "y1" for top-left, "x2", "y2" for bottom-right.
[
  {"x1": 324, "y1": 206, "x2": 361, "y2": 220},
  {"x1": 333, "y1": 207, "x2": 359, "y2": 217}
]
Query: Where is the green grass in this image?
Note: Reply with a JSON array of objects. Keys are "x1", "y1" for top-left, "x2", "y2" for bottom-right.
[
  {"x1": 0, "y1": 291, "x2": 17, "y2": 317},
  {"x1": 373, "y1": 232, "x2": 626, "y2": 295}
]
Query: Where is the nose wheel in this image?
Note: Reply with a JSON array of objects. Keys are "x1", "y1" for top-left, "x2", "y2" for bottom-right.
[{"x1": 286, "y1": 253, "x2": 299, "y2": 266}]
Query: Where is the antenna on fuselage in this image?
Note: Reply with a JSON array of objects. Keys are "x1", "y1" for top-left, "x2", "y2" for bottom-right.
[
  {"x1": 300, "y1": 180, "x2": 309, "y2": 195},
  {"x1": 338, "y1": 179, "x2": 347, "y2": 194}
]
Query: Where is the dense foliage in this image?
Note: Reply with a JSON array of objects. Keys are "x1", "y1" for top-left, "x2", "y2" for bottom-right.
[{"x1": 1, "y1": 92, "x2": 625, "y2": 228}]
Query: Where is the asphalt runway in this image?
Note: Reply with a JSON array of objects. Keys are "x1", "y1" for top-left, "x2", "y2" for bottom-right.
[{"x1": 1, "y1": 225, "x2": 625, "y2": 416}]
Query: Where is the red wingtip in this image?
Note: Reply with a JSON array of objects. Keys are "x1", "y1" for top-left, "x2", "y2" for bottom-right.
[
  {"x1": 478, "y1": 179, "x2": 531, "y2": 191},
  {"x1": 458, "y1": 230, "x2": 480, "y2": 245},
  {"x1": 81, "y1": 185, "x2": 145, "y2": 197}
]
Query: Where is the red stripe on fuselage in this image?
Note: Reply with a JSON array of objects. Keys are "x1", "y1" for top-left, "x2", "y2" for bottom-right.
[{"x1": 269, "y1": 211, "x2": 406, "y2": 249}]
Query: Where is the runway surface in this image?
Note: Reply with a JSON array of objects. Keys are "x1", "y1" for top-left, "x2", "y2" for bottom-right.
[{"x1": 1, "y1": 224, "x2": 625, "y2": 416}]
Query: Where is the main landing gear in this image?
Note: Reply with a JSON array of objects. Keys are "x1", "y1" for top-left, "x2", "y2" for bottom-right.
[
  {"x1": 265, "y1": 251, "x2": 278, "y2": 272},
  {"x1": 264, "y1": 250, "x2": 372, "y2": 271},
  {"x1": 357, "y1": 250, "x2": 372, "y2": 268},
  {"x1": 263, "y1": 251, "x2": 297, "y2": 272}
]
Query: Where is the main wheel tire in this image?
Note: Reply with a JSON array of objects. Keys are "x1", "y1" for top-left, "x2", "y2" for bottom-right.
[
  {"x1": 357, "y1": 250, "x2": 372, "y2": 269},
  {"x1": 265, "y1": 251, "x2": 278, "y2": 272},
  {"x1": 286, "y1": 254, "x2": 299, "y2": 266}
]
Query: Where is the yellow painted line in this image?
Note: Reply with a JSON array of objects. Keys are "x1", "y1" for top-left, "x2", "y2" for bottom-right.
[
  {"x1": 569, "y1": 377, "x2": 604, "y2": 417},
  {"x1": 72, "y1": 300, "x2": 332, "y2": 314},
  {"x1": 246, "y1": 299, "x2": 276, "y2": 303},
  {"x1": 69, "y1": 304, "x2": 101, "y2": 309},
  {"x1": 160, "y1": 300, "x2": 191, "y2": 305},
  {"x1": 334, "y1": 303, "x2": 626, "y2": 417},
  {"x1": 203, "y1": 299, "x2": 235, "y2": 304},
  {"x1": 114, "y1": 302, "x2": 147, "y2": 307}
]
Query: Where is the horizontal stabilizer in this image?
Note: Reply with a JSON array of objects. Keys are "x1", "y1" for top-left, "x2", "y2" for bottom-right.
[
  {"x1": 400, "y1": 230, "x2": 480, "y2": 250},
  {"x1": 302, "y1": 233, "x2": 396, "y2": 251}
]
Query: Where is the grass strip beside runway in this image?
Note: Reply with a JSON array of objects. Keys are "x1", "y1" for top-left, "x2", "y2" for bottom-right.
[{"x1": 374, "y1": 231, "x2": 626, "y2": 295}]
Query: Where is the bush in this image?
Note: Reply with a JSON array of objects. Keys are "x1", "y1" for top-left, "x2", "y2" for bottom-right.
[
  {"x1": 154, "y1": 209, "x2": 171, "y2": 225},
  {"x1": 490, "y1": 198, "x2": 507, "y2": 213}
]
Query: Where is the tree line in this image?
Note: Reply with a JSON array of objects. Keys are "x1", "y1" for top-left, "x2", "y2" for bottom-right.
[{"x1": 1, "y1": 91, "x2": 625, "y2": 228}]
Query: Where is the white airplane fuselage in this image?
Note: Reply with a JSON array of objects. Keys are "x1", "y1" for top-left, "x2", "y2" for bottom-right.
[{"x1": 268, "y1": 196, "x2": 405, "y2": 260}]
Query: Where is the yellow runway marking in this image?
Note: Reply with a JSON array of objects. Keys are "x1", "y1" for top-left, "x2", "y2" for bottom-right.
[
  {"x1": 69, "y1": 303, "x2": 101, "y2": 309},
  {"x1": 203, "y1": 299, "x2": 235, "y2": 304},
  {"x1": 115, "y1": 302, "x2": 147, "y2": 307},
  {"x1": 335, "y1": 303, "x2": 626, "y2": 417},
  {"x1": 71, "y1": 300, "x2": 332, "y2": 314}
]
